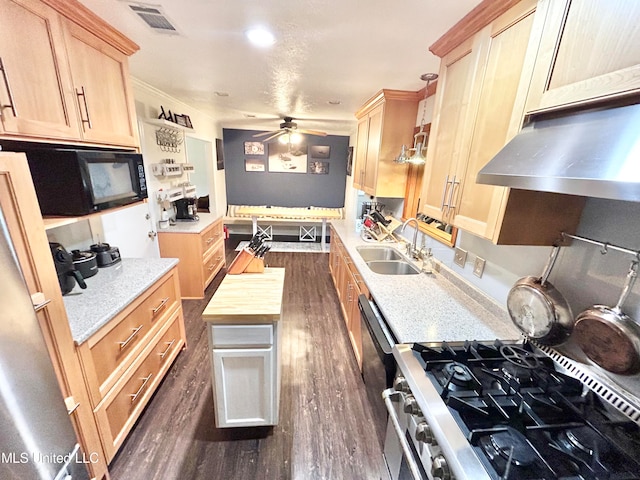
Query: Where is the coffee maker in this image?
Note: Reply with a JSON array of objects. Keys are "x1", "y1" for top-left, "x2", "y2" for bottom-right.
[{"x1": 174, "y1": 197, "x2": 198, "y2": 221}]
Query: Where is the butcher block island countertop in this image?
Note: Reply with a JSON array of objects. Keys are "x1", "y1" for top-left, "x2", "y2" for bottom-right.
[{"x1": 202, "y1": 268, "x2": 286, "y2": 324}]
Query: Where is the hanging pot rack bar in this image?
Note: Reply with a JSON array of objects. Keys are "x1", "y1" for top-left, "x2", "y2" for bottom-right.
[{"x1": 561, "y1": 232, "x2": 640, "y2": 258}]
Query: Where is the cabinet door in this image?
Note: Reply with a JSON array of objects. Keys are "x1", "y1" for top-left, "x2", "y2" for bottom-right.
[
  {"x1": 452, "y1": 1, "x2": 538, "y2": 239},
  {"x1": 526, "y1": 0, "x2": 640, "y2": 113},
  {"x1": 419, "y1": 34, "x2": 486, "y2": 223},
  {"x1": 0, "y1": 0, "x2": 80, "y2": 139},
  {"x1": 362, "y1": 105, "x2": 383, "y2": 194},
  {"x1": 212, "y1": 347, "x2": 276, "y2": 427},
  {"x1": 348, "y1": 272, "x2": 364, "y2": 370},
  {"x1": 353, "y1": 117, "x2": 369, "y2": 190},
  {"x1": 64, "y1": 20, "x2": 138, "y2": 147}
]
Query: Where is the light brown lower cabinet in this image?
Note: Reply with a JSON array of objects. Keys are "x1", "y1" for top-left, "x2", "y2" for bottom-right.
[
  {"x1": 329, "y1": 227, "x2": 368, "y2": 369},
  {"x1": 77, "y1": 267, "x2": 186, "y2": 461},
  {"x1": 158, "y1": 217, "x2": 226, "y2": 299}
]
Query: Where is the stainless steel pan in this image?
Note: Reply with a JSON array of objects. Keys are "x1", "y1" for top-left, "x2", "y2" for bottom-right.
[
  {"x1": 573, "y1": 260, "x2": 640, "y2": 375},
  {"x1": 506, "y1": 246, "x2": 574, "y2": 345}
]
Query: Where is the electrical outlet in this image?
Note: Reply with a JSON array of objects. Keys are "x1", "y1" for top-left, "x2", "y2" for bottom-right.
[
  {"x1": 454, "y1": 247, "x2": 467, "y2": 268},
  {"x1": 474, "y1": 257, "x2": 486, "y2": 278}
]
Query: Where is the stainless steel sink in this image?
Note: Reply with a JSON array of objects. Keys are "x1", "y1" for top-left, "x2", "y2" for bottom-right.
[
  {"x1": 366, "y1": 260, "x2": 421, "y2": 275},
  {"x1": 356, "y1": 246, "x2": 404, "y2": 262}
]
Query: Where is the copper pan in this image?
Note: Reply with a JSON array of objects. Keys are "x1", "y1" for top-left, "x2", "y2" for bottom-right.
[{"x1": 573, "y1": 260, "x2": 640, "y2": 375}]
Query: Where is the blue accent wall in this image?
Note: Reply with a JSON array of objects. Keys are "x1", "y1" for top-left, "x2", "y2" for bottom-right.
[{"x1": 223, "y1": 128, "x2": 349, "y2": 208}]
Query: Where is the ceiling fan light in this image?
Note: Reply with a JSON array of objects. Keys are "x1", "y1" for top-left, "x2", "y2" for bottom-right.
[
  {"x1": 245, "y1": 27, "x2": 275, "y2": 47},
  {"x1": 289, "y1": 132, "x2": 303, "y2": 144},
  {"x1": 278, "y1": 134, "x2": 289, "y2": 144}
]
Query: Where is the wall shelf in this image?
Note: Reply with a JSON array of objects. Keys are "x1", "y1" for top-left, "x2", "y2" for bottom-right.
[
  {"x1": 146, "y1": 118, "x2": 193, "y2": 131},
  {"x1": 42, "y1": 201, "x2": 148, "y2": 231}
]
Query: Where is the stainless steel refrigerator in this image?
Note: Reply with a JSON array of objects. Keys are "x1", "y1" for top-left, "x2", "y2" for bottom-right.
[{"x1": 0, "y1": 206, "x2": 89, "y2": 480}]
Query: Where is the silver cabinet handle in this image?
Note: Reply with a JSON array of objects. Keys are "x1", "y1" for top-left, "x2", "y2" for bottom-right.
[
  {"x1": 382, "y1": 388, "x2": 424, "y2": 480},
  {"x1": 445, "y1": 175, "x2": 458, "y2": 217},
  {"x1": 33, "y1": 299, "x2": 52, "y2": 312},
  {"x1": 75, "y1": 86, "x2": 92, "y2": 129},
  {"x1": 448, "y1": 177, "x2": 461, "y2": 216},
  {"x1": 440, "y1": 175, "x2": 451, "y2": 211},
  {"x1": 152, "y1": 297, "x2": 170, "y2": 315},
  {"x1": 67, "y1": 402, "x2": 80, "y2": 415},
  {"x1": 117, "y1": 325, "x2": 143, "y2": 350},
  {"x1": 159, "y1": 339, "x2": 176, "y2": 360},
  {"x1": 129, "y1": 373, "x2": 153, "y2": 404},
  {"x1": 0, "y1": 57, "x2": 17, "y2": 117}
]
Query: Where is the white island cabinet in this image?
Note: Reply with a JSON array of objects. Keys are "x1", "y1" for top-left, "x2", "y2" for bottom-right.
[{"x1": 202, "y1": 268, "x2": 285, "y2": 428}]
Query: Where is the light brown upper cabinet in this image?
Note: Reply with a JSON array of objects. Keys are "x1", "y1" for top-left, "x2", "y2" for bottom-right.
[
  {"x1": 63, "y1": 19, "x2": 139, "y2": 147},
  {"x1": 0, "y1": 0, "x2": 81, "y2": 139},
  {"x1": 0, "y1": 0, "x2": 140, "y2": 148},
  {"x1": 526, "y1": 0, "x2": 640, "y2": 113},
  {"x1": 419, "y1": 0, "x2": 585, "y2": 245},
  {"x1": 353, "y1": 90, "x2": 420, "y2": 198}
]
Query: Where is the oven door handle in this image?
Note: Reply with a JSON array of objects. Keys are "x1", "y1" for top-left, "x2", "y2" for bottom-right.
[
  {"x1": 358, "y1": 294, "x2": 393, "y2": 355},
  {"x1": 382, "y1": 388, "x2": 424, "y2": 480}
]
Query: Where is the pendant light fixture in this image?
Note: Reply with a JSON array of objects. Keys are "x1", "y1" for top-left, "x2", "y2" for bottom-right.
[{"x1": 395, "y1": 72, "x2": 438, "y2": 165}]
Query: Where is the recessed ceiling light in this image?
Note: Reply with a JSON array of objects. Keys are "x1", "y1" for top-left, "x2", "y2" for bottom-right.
[
  {"x1": 245, "y1": 27, "x2": 275, "y2": 47},
  {"x1": 214, "y1": 91, "x2": 229, "y2": 97},
  {"x1": 328, "y1": 100, "x2": 341, "y2": 105}
]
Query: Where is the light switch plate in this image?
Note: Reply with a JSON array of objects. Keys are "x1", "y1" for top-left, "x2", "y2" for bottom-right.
[
  {"x1": 473, "y1": 257, "x2": 486, "y2": 278},
  {"x1": 454, "y1": 247, "x2": 467, "y2": 268}
]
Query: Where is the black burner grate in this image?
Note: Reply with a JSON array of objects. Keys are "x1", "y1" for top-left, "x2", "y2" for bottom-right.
[{"x1": 411, "y1": 341, "x2": 640, "y2": 480}]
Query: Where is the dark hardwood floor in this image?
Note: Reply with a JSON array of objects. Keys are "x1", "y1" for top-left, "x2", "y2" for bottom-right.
[{"x1": 108, "y1": 239, "x2": 385, "y2": 480}]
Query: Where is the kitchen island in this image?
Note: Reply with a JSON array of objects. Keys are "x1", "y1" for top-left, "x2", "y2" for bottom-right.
[
  {"x1": 202, "y1": 268, "x2": 285, "y2": 428},
  {"x1": 330, "y1": 219, "x2": 521, "y2": 344}
]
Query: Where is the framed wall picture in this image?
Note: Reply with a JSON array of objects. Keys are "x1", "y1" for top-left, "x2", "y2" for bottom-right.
[
  {"x1": 216, "y1": 138, "x2": 224, "y2": 170},
  {"x1": 310, "y1": 145, "x2": 331, "y2": 159},
  {"x1": 244, "y1": 141, "x2": 265, "y2": 155},
  {"x1": 268, "y1": 143, "x2": 307, "y2": 173},
  {"x1": 346, "y1": 146, "x2": 354, "y2": 176},
  {"x1": 245, "y1": 158, "x2": 265, "y2": 172},
  {"x1": 309, "y1": 161, "x2": 329, "y2": 174}
]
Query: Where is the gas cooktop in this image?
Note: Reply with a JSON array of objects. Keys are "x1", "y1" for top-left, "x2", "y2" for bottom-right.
[{"x1": 411, "y1": 340, "x2": 640, "y2": 479}]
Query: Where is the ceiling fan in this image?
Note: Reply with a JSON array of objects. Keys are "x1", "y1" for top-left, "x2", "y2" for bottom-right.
[{"x1": 252, "y1": 117, "x2": 327, "y2": 143}]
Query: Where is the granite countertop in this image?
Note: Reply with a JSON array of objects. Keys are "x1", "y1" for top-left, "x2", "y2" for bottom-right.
[
  {"x1": 330, "y1": 220, "x2": 522, "y2": 344},
  {"x1": 63, "y1": 258, "x2": 179, "y2": 344},
  {"x1": 158, "y1": 212, "x2": 220, "y2": 234}
]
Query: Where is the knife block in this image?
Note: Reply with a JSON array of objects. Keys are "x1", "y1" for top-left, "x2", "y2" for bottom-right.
[
  {"x1": 243, "y1": 257, "x2": 265, "y2": 273},
  {"x1": 227, "y1": 248, "x2": 255, "y2": 274},
  {"x1": 227, "y1": 248, "x2": 265, "y2": 274}
]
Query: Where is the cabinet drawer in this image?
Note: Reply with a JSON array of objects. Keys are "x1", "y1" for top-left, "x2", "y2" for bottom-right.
[
  {"x1": 99, "y1": 312, "x2": 183, "y2": 459},
  {"x1": 202, "y1": 243, "x2": 225, "y2": 287},
  {"x1": 211, "y1": 324, "x2": 273, "y2": 348},
  {"x1": 201, "y1": 220, "x2": 223, "y2": 256},
  {"x1": 88, "y1": 273, "x2": 178, "y2": 391}
]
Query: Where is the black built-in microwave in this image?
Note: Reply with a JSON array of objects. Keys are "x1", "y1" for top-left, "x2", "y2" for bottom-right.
[{"x1": 25, "y1": 148, "x2": 148, "y2": 216}]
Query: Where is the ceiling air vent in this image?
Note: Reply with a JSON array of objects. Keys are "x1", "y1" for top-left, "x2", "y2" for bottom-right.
[{"x1": 125, "y1": 3, "x2": 179, "y2": 34}]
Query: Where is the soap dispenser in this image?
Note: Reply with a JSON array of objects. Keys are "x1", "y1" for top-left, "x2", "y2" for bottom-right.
[{"x1": 421, "y1": 248, "x2": 434, "y2": 274}]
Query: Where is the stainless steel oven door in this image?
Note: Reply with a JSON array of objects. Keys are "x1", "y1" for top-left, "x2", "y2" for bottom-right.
[{"x1": 382, "y1": 389, "x2": 428, "y2": 480}]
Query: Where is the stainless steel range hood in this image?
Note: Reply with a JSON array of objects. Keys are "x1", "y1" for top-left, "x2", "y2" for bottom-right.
[{"x1": 476, "y1": 103, "x2": 640, "y2": 202}]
